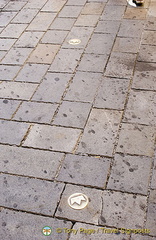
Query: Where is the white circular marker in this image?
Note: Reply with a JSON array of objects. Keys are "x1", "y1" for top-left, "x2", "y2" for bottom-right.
[
  {"x1": 68, "y1": 39, "x2": 81, "y2": 45},
  {"x1": 68, "y1": 193, "x2": 89, "y2": 210}
]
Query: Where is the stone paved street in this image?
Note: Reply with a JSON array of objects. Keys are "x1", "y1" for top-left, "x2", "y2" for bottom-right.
[{"x1": 0, "y1": 0, "x2": 156, "y2": 239}]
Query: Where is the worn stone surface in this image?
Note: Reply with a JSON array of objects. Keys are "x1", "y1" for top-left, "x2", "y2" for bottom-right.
[
  {"x1": 12, "y1": 9, "x2": 38, "y2": 24},
  {"x1": 145, "y1": 17, "x2": 156, "y2": 31},
  {"x1": 138, "y1": 45, "x2": 156, "y2": 62},
  {"x1": 41, "y1": 30, "x2": 68, "y2": 44},
  {"x1": 0, "y1": 23, "x2": 27, "y2": 38},
  {"x1": 146, "y1": 203, "x2": 156, "y2": 236},
  {"x1": 0, "y1": 99, "x2": 20, "y2": 119},
  {"x1": 14, "y1": 31, "x2": 44, "y2": 48},
  {"x1": 95, "y1": 20, "x2": 121, "y2": 34},
  {"x1": 113, "y1": 37, "x2": 141, "y2": 53},
  {"x1": 58, "y1": 5, "x2": 83, "y2": 18},
  {"x1": 101, "y1": 5, "x2": 125, "y2": 20},
  {"x1": 142, "y1": 30, "x2": 156, "y2": 45},
  {"x1": 77, "y1": 109, "x2": 122, "y2": 156},
  {"x1": 124, "y1": 8, "x2": 147, "y2": 20},
  {"x1": 118, "y1": 19, "x2": 145, "y2": 38},
  {"x1": 81, "y1": 2, "x2": 105, "y2": 15},
  {"x1": 0, "y1": 65, "x2": 21, "y2": 81},
  {"x1": 4, "y1": 1, "x2": 26, "y2": 11},
  {"x1": 0, "y1": 38, "x2": 16, "y2": 51},
  {"x1": 49, "y1": 17, "x2": 75, "y2": 30},
  {"x1": 131, "y1": 235, "x2": 156, "y2": 240},
  {"x1": 151, "y1": 157, "x2": 156, "y2": 189},
  {"x1": 75, "y1": 14, "x2": 99, "y2": 27},
  {"x1": 24, "y1": 0, "x2": 47, "y2": 9},
  {"x1": 0, "y1": 11, "x2": 17, "y2": 27},
  {"x1": 41, "y1": 0, "x2": 66, "y2": 12}
]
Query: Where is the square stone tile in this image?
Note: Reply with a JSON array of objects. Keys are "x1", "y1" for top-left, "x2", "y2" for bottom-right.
[
  {"x1": 0, "y1": 120, "x2": 29, "y2": 145},
  {"x1": 57, "y1": 154, "x2": 111, "y2": 188},
  {"x1": 105, "y1": 52, "x2": 136, "y2": 79},
  {"x1": 26, "y1": 12, "x2": 56, "y2": 31},
  {"x1": 94, "y1": 77, "x2": 129, "y2": 110},
  {"x1": 14, "y1": 31, "x2": 44, "y2": 48},
  {"x1": 15, "y1": 63, "x2": 49, "y2": 83},
  {"x1": 0, "y1": 51, "x2": 6, "y2": 61},
  {"x1": 24, "y1": 0, "x2": 47, "y2": 9},
  {"x1": 100, "y1": 191, "x2": 147, "y2": 228},
  {"x1": 0, "y1": 99, "x2": 20, "y2": 119},
  {"x1": 23, "y1": 125, "x2": 81, "y2": 152},
  {"x1": 132, "y1": 62, "x2": 156, "y2": 91},
  {"x1": 53, "y1": 101, "x2": 91, "y2": 128},
  {"x1": 124, "y1": 90, "x2": 156, "y2": 125},
  {"x1": 27, "y1": 44, "x2": 60, "y2": 64},
  {"x1": 1, "y1": 174, "x2": 64, "y2": 215},
  {"x1": 32, "y1": 73, "x2": 72, "y2": 103},
  {"x1": 95, "y1": 20, "x2": 121, "y2": 34},
  {"x1": 0, "y1": 0, "x2": 10, "y2": 9},
  {"x1": 41, "y1": 0, "x2": 66, "y2": 12},
  {"x1": 67, "y1": 0, "x2": 87, "y2": 5},
  {"x1": 85, "y1": 33, "x2": 115, "y2": 55},
  {"x1": 0, "y1": 38, "x2": 16, "y2": 50},
  {"x1": 101, "y1": 5, "x2": 125, "y2": 20},
  {"x1": 13, "y1": 102, "x2": 58, "y2": 124},
  {"x1": 62, "y1": 26, "x2": 93, "y2": 49},
  {"x1": 12, "y1": 9, "x2": 38, "y2": 24},
  {"x1": 0, "y1": 82, "x2": 37, "y2": 100},
  {"x1": 77, "y1": 109, "x2": 122, "y2": 156},
  {"x1": 75, "y1": 14, "x2": 99, "y2": 27},
  {"x1": 0, "y1": 65, "x2": 21, "y2": 81},
  {"x1": 64, "y1": 72, "x2": 102, "y2": 102},
  {"x1": 118, "y1": 19, "x2": 145, "y2": 38},
  {"x1": 0, "y1": 145, "x2": 64, "y2": 180},
  {"x1": 0, "y1": 23, "x2": 27, "y2": 38},
  {"x1": 124, "y1": 8, "x2": 147, "y2": 20},
  {"x1": 113, "y1": 37, "x2": 141, "y2": 53},
  {"x1": 107, "y1": 154, "x2": 152, "y2": 194},
  {"x1": 1, "y1": 209, "x2": 72, "y2": 240},
  {"x1": 138, "y1": 45, "x2": 156, "y2": 63},
  {"x1": 56, "y1": 184, "x2": 103, "y2": 224},
  {"x1": 142, "y1": 30, "x2": 156, "y2": 45},
  {"x1": 58, "y1": 6, "x2": 83, "y2": 18},
  {"x1": 49, "y1": 17, "x2": 75, "y2": 31},
  {"x1": 49, "y1": 48, "x2": 83, "y2": 73},
  {"x1": 0, "y1": 11, "x2": 17, "y2": 27},
  {"x1": 116, "y1": 123, "x2": 156, "y2": 157},
  {"x1": 1, "y1": 48, "x2": 33, "y2": 65},
  {"x1": 4, "y1": 1, "x2": 26, "y2": 11},
  {"x1": 77, "y1": 53, "x2": 108, "y2": 72},
  {"x1": 81, "y1": 2, "x2": 105, "y2": 15},
  {"x1": 146, "y1": 203, "x2": 156, "y2": 236},
  {"x1": 145, "y1": 17, "x2": 156, "y2": 31},
  {"x1": 41, "y1": 30, "x2": 68, "y2": 44},
  {"x1": 107, "y1": 0, "x2": 127, "y2": 5}
]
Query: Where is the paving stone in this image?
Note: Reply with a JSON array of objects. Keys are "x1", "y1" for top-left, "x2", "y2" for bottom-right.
[
  {"x1": 142, "y1": 30, "x2": 156, "y2": 45},
  {"x1": 4, "y1": 1, "x2": 26, "y2": 11},
  {"x1": 118, "y1": 19, "x2": 145, "y2": 38},
  {"x1": 105, "y1": 52, "x2": 136, "y2": 79},
  {"x1": 67, "y1": 0, "x2": 87, "y2": 5},
  {"x1": 131, "y1": 234, "x2": 156, "y2": 240},
  {"x1": 49, "y1": 48, "x2": 83, "y2": 73},
  {"x1": 132, "y1": 62, "x2": 156, "y2": 91},
  {"x1": 23, "y1": 124, "x2": 81, "y2": 152},
  {"x1": 77, "y1": 109, "x2": 122, "y2": 156},
  {"x1": 11, "y1": 9, "x2": 39, "y2": 24},
  {"x1": 94, "y1": 77, "x2": 129, "y2": 110},
  {"x1": 0, "y1": 0, "x2": 10, "y2": 9},
  {"x1": 56, "y1": 184, "x2": 103, "y2": 224},
  {"x1": 148, "y1": 1, "x2": 156, "y2": 18},
  {"x1": 85, "y1": 33, "x2": 115, "y2": 55},
  {"x1": 146, "y1": 203, "x2": 156, "y2": 236},
  {"x1": 0, "y1": 99, "x2": 20, "y2": 119},
  {"x1": 138, "y1": 45, "x2": 156, "y2": 63},
  {"x1": 151, "y1": 158, "x2": 156, "y2": 189},
  {"x1": 100, "y1": 5, "x2": 125, "y2": 20},
  {"x1": 124, "y1": 90, "x2": 156, "y2": 125},
  {"x1": 107, "y1": 0, "x2": 127, "y2": 5},
  {"x1": 0, "y1": 174, "x2": 64, "y2": 215},
  {"x1": 107, "y1": 154, "x2": 152, "y2": 194},
  {"x1": 49, "y1": 17, "x2": 75, "y2": 31},
  {"x1": 62, "y1": 26, "x2": 93, "y2": 49},
  {"x1": 0, "y1": 23, "x2": 27, "y2": 38},
  {"x1": 0, "y1": 65, "x2": 21, "y2": 81},
  {"x1": 1, "y1": 208, "x2": 72, "y2": 240},
  {"x1": 75, "y1": 14, "x2": 99, "y2": 27},
  {"x1": 14, "y1": 31, "x2": 44, "y2": 48},
  {"x1": 77, "y1": 53, "x2": 108, "y2": 72},
  {"x1": 53, "y1": 101, "x2": 91, "y2": 128},
  {"x1": 15, "y1": 63, "x2": 49, "y2": 83},
  {"x1": 0, "y1": 120, "x2": 29, "y2": 145},
  {"x1": 95, "y1": 20, "x2": 121, "y2": 34},
  {"x1": 0, "y1": 38, "x2": 16, "y2": 51},
  {"x1": 58, "y1": 6, "x2": 83, "y2": 18},
  {"x1": 41, "y1": 30, "x2": 68, "y2": 44},
  {"x1": 0, "y1": 145, "x2": 64, "y2": 180},
  {"x1": 113, "y1": 37, "x2": 141, "y2": 53},
  {"x1": 100, "y1": 191, "x2": 147, "y2": 228},
  {"x1": 0, "y1": 81, "x2": 37, "y2": 100},
  {"x1": 41, "y1": 0, "x2": 66, "y2": 12},
  {"x1": 1, "y1": 48, "x2": 33, "y2": 65},
  {"x1": 0, "y1": 12, "x2": 17, "y2": 27},
  {"x1": 116, "y1": 123, "x2": 156, "y2": 157},
  {"x1": 57, "y1": 154, "x2": 111, "y2": 188},
  {"x1": 27, "y1": 44, "x2": 60, "y2": 64},
  {"x1": 64, "y1": 72, "x2": 102, "y2": 102},
  {"x1": 145, "y1": 17, "x2": 156, "y2": 30},
  {"x1": 0, "y1": 51, "x2": 6, "y2": 61},
  {"x1": 26, "y1": 12, "x2": 56, "y2": 31},
  {"x1": 124, "y1": 8, "x2": 147, "y2": 20},
  {"x1": 81, "y1": 2, "x2": 105, "y2": 15},
  {"x1": 149, "y1": 190, "x2": 156, "y2": 203},
  {"x1": 32, "y1": 72, "x2": 72, "y2": 103},
  {"x1": 24, "y1": 0, "x2": 47, "y2": 9},
  {"x1": 69, "y1": 222, "x2": 130, "y2": 240}
]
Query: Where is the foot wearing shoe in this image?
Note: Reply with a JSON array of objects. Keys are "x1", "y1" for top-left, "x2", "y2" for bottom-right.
[{"x1": 133, "y1": 0, "x2": 144, "y2": 6}]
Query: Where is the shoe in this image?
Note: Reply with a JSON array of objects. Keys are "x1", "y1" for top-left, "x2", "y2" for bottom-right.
[{"x1": 133, "y1": 0, "x2": 144, "y2": 5}]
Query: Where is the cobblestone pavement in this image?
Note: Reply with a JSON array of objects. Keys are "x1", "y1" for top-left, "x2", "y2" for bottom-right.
[{"x1": 0, "y1": 0, "x2": 156, "y2": 239}]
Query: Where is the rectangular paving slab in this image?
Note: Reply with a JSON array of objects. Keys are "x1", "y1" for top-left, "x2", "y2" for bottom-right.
[
  {"x1": 77, "y1": 109, "x2": 122, "y2": 156},
  {"x1": 41, "y1": 0, "x2": 66, "y2": 12},
  {"x1": 95, "y1": 20, "x2": 121, "y2": 34},
  {"x1": 49, "y1": 17, "x2": 75, "y2": 31},
  {"x1": 11, "y1": 9, "x2": 39, "y2": 24},
  {"x1": 0, "y1": 99, "x2": 20, "y2": 119},
  {"x1": 118, "y1": 19, "x2": 145, "y2": 38},
  {"x1": 14, "y1": 31, "x2": 44, "y2": 48},
  {"x1": 0, "y1": 23, "x2": 27, "y2": 38},
  {"x1": 100, "y1": 5, "x2": 125, "y2": 20},
  {"x1": 81, "y1": 2, "x2": 105, "y2": 15},
  {"x1": 0, "y1": 65, "x2": 21, "y2": 81},
  {"x1": 138, "y1": 45, "x2": 156, "y2": 63}
]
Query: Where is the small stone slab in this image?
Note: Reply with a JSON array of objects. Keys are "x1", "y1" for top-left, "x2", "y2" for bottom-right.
[
  {"x1": 0, "y1": 23, "x2": 27, "y2": 38},
  {"x1": 81, "y1": 2, "x2": 105, "y2": 15},
  {"x1": 107, "y1": 154, "x2": 152, "y2": 194},
  {"x1": 12, "y1": 9, "x2": 39, "y2": 24},
  {"x1": 141, "y1": 30, "x2": 156, "y2": 45},
  {"x1": 49, "y1": 17, "x2": 75, "y2": 31},
  {"x1": 146, "y1": 203, "x2": 156, "y2": 236},
  {"x1": 58, "y1": 6, "x2": 83, "y2": 18},
  {"x1": 124, "y1": 8, "x2": 147, "y2": 20},
  {"x1": 0, "y1": 99, "x2": 20, "y2": 119},
  {"x1": 0, "y1": 11, "x2": 17, "y2": 27},
  {"x1": 75, "y1": 14, "x2": 99, "y2": 27},
  {"x1": 145, "y1": 17, "x2": 156, "y2": 31},
  {"x1": 0, "y1": 38, "x2": 16, "y2": 51},
  {"x1": 117, "y1": 123, "x2": 156, "y2": 157},
  {"x1": 113, "y1": 37, "x2": 140, "y2": 53},
  {"x1": 77, "y1": 109, "x2": 122, "y2": 156},
  {"x1": 41, "y1": 0, "x2": 66, "y2": 12},
  {"x1": 1, "y1": 174, "x2": 64, "y2": 215},
  {"x1": 0, "y1": 65, "x2": 21, "y2": 81},
  {"x1": 118, "y1": 19, "x2": 145, "y2": 38},
  {"x1": 57, "y1": 154, "x2": 111, "y2": 188},
  {"x1": 23, "y1": 124, "x2": 81, "y2": 152},
  {"x1": 14, "y1": 31, "x2": 44, "y2": 48},
  {"x1": 41, "y1": 30, "x2": 68, "y2": 44},
  {"x1": 95, "y1": 20, "x2": 121, "y2": 34},
  {"x1": 101, "y1": 5, "x2": 125, "y2": 20},
  {"x1": 56, "y1": 184, "x2": 103, "y2": 224},
  {"x1": 138, "y1": 45, "x2": 156, "y2": 63},
  {"x1": 0, "y1": 145, "x2": 63, "y2": 180}
]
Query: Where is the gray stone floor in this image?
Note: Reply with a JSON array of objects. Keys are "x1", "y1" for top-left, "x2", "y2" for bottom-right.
[{"x1": 0, "y1": 0, "x2": 156, "y2": 239}]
